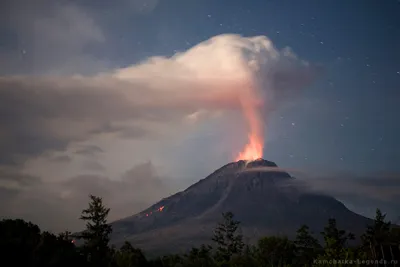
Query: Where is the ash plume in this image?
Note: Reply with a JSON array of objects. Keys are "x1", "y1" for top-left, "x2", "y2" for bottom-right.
[{"x1": 0, "y1": 34, "x2": 318, "y2": 163}]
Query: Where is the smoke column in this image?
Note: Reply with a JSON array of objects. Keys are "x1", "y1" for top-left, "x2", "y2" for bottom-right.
[{"x1": 235, "y1": 79, "x2": 265, "y2": 161}]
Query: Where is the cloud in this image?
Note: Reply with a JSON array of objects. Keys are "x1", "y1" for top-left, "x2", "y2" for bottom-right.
[
  {"x1": 243, "y1": 166, "x2": 400, "y2": 220},
  {"x1": 0, "y1": 0, "x2": 164, "y2": 76},
  {"x1": 0, "y1": 0, "x2": 108, "y2": 75},
  {"x1": 302, "y1": 173, "x2": 400, "y2": 221},
  {"x1": 0, "y1": 162, "x2": 182, "y2": 232},
  {"x1": 0, "y1": 34, "x2": 317, "y2": 165},
  {"x1": 0, "y1": 166, "x2": 42, "y2": 186},
  {"x1": 74, "y1": 145, "x2": 104, "y2": 157},
  {"x1": 49, "y1": 155, "x2": 73, "y2": 163},
  {"x1": 298, "y1": 172, "x2": 400, "y2": 204},
  {"x1": 245, "y1": 166, "x2": 400, "y2": 202},
  {"x1": 82, "y1": 160, "x2": 106, "y2": 172}
]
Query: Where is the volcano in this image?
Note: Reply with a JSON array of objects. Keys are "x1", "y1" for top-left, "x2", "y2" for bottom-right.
[{"x1": 110, "y1": 159, "x2": 372, "y2": 254}]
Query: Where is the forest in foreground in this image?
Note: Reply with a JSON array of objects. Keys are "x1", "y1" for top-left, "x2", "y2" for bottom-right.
[{"x1": 1, "y1": 195, "x2": 399, "y2": 267}]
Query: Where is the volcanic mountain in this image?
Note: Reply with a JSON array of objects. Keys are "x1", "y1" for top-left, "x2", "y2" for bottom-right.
[{"x1": 111, "y1": 159, "x2": 372, "y2": 255}]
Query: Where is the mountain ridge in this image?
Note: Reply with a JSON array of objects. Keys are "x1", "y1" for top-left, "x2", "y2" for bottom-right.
[{"x1": 110, "y1": 159, "x2": 373, "y2": 254}]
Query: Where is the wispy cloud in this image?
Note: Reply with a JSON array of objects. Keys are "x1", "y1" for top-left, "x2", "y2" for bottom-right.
[{"x1": 241, "y1": 166, "x2": 400, "y2": 220}]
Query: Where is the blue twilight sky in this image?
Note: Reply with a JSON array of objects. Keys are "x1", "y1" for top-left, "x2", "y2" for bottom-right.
[
  {"x1": 0, "y1": 0, "x2": 399, "y2": 231},
  {"x1": 106, "y1": 0, "x2": 399, "y2": 173}
]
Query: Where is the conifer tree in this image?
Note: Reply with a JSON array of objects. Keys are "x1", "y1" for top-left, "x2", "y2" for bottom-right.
[
  {"x1": 294, "y1": 224, "x2": 321, "y2": 265},
  {"x1": 319, "y1": 218, "x2": 354, "y2": 259},
  {"x1": 80, "y1": 195, "x2": 112, "y2": 267},
  {"x1": 361, "y1": 208, "x2": 391, "y2": 260},
  {"x1": 212, "y1": 211, "x2": 244, "y2": 265}
]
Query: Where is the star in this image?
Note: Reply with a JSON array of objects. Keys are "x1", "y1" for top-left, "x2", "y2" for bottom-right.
[
  {"x1": 340, "y1": 157, "x2": 344, "y2": 161},
  {"x1": 340, "y1": 123, "x2": 344, "y2": 127},
  {"x1": 397, "y1": 71, "x2": 400, "y2": 75},
  {"x1": 207, "y1": 14, "x2": 212, "y2": 18},
  {"x1": 320, "y1": 41, "x2": 324, "y2": 45},
  {"x1": 291, "y1": 122, "x2": 295, "y2": 126}
]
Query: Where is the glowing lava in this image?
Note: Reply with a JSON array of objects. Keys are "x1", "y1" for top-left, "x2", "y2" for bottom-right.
[
  {"x1": 235, "y1": 80, "x2": 264, "y2": 161},
  {"x1": 143, "y1": 205, "x2": 165, "y2": 218},
  {"x1": 235, "y1": 133, "x2": 263, "y2": 161}
]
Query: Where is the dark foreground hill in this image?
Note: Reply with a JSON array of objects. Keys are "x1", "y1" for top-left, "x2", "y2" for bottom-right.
[{"x1": 110, "y1": 159, "x2": 372, "y2": 255}]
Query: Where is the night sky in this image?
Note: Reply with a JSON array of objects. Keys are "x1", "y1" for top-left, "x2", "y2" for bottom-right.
[{"x1": 0, "y1": 0, "x2": 399, "y2": 231}]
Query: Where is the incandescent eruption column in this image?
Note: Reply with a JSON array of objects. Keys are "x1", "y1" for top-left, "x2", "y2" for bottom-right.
[{"x1": 235, "y1": 78, "x2": 265, "y2": 161}]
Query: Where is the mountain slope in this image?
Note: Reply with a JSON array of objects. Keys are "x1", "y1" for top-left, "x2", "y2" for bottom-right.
[{"x1": 111, "y1": 159, "x2": 372, "y2": 254}]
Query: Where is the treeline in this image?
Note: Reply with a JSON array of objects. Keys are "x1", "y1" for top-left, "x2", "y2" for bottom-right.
[{"x1": 1, "y1": 195, "x2": 399, "y2": 267}]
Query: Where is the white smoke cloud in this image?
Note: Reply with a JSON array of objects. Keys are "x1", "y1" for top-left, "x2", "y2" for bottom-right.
[{"x1": 0, "y1": 34, "x2": 317, "y2": 163}]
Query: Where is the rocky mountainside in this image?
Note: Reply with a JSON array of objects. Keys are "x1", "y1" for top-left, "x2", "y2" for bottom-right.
[{"x1": 110, "y1": 159, "x2": 372, "y2": 255}]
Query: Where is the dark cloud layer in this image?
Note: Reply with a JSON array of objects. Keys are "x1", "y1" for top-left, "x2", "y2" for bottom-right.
[
  {"x1": 288, "y1": 171, "x2": 400, "y2": 221},
  {"x1": 0, "y1": 162, "x2": 182, "y2": 232},
  {"x1": 0, "y1": 76, "x2": 161, "y2": 164}
]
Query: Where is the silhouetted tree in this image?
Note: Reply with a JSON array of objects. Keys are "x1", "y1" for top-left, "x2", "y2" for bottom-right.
[
  {"x1": 362, "y1": 208, "x2": 392, "y2": 261},
  {"x1": 114, "y1": 241, "x2": 148, "y2": 267},
  {"x1": 80, "y1": 194, "x2": 113, "y2": 267},
  {"x1": 319, "y1": 218, "x2": 355, "y2": 260},
  {"x1": 229, "y1": 244, "x2": 257, "y2": 267},
  {"x1": 255, "y1": 236, "x2": 295, "y2": 266},
  {"x1": 4, "y1": 200, "x2": 400, "y2": 267},
  {"x1": 33, "y1": 231, "x2": 85, "y2": 267},
  {"x1": 183, "y1": 244, "x2": 214, "y2": 267},
  {"x1": 212, "y1": 212, "x2": 244, "y2": 265},
  {"x1": 160, "y1": 254, "x2": 184, "y2": 267},
  {"x1": 0, "y1": 219, "x2": 41, "y2": 266},
  {"x1": 294, "y1": 224, "x2": 321, "y2": 266},
  {"x1": 0, "y1": 219, "x2": 84, "y2": 267}
]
